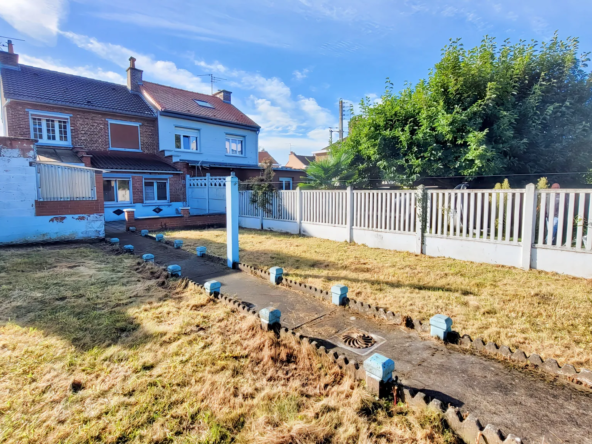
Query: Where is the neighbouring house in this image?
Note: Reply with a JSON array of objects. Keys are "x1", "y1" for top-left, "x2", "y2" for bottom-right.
[
  {"x1": 258, "y1": 148, "x2": 280, "y2": 167},
  {"x1": 312, "y1": 147, "x2": 329, "y2": 160},
  {"x1": 285, "y1": 151, "x2": 315, "y2": 170},
  {"x1": 132, "y1": 60, "x2": 306, "y2": 198},
  {"x1": 312, "y1": 137, "x2": 347, "y2": 161}
]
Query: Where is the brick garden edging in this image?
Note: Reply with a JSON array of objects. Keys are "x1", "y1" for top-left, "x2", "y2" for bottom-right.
[
  {"x1": 105, "y1": 236, "x2": 522, "y2": 443},
  {"x1": 122, "y1": 230, "x2": 592, "y2": 390},
  {"x1": 229, "y1": 258, "x2": 592, "y2": 390}
]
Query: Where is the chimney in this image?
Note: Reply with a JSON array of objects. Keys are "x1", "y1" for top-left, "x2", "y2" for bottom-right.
[
  {"x1": 0, "y1": 40, "x2": 19, "y2": 69},
  {"x1": 214, "y1": 89, "x2": 232, "y2": 104},
  {"x1": 126, "y1": 56, "x2": 143, "y2": 93}
]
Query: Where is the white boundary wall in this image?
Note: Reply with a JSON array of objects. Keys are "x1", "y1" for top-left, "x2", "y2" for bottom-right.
[{"x1": 238, "y1": 186, "x2": 592, "y2": 278}]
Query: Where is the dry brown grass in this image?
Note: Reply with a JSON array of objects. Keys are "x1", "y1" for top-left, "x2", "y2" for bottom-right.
[
  {"x1": 165, "y1": 228, "x2": 592, "y2": 369},
  {"x1": 0, "y1": 245, "x2": 458, "y2": 444}
]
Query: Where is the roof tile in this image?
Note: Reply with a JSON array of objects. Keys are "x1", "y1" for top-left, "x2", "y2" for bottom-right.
[
  {"x1": 1, "y1": 65, "x2": 155, "y2": 117},
  {"x1": 141, "y1": 81, "x2": 259, "y2": 128}
]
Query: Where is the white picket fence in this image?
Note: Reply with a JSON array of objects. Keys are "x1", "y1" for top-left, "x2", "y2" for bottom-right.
[{"x1": 238, "y1": 186, "x2": 592, "y2": 278}]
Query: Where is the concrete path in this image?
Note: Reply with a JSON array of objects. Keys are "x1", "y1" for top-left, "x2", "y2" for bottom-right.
[{"x1": 114, "y1": 232, "x2": 592, "y2": 444}]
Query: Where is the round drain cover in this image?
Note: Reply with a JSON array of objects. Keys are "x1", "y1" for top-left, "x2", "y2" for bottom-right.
[{"x1": 340, "y1": 329, "x2": 376, "y2": 349}]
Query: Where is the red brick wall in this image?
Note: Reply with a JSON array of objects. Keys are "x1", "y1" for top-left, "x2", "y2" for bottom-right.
[
  {"x1": 126, "y1": 214, "x2": 225, "y2": 231},
  {"x1": 35, "y1": 172, "x2": 105, "y2": 216},
  {"x1": 169, "y1": 174, "x2": 185, "y2": 202},
  {"x1": 131, "y1": 175, "x2": 144, "y2": 203},
  {"x1": 5, "y1": 101, "x2": 158, "y2": 154}
]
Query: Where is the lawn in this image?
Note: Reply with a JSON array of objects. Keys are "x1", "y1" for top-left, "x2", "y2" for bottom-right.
[
  {"x1": 164, "y1": 228, "x2": 592, "y2": 369},
  {"x1": 0, "y1": 245, "x2": 457, "y2": 444}
]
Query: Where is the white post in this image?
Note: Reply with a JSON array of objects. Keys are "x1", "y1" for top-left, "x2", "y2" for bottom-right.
[
  {"x1": 521, "y1": 183, "x2": 536, "y2": 270},
  {"x1": 226, "y1": 175, "x2": 239, "y2": 268},
  {"x1": 185, "y1": 174, "x2": 190, "y2": 209},
  {"x1": 297, "y1": 187, "x2": 303, "y2": 235},
  {"x1": 415, "y1": 185, "x2": 426, "y2": 254},
  {"x1": 346, "y1": 186, "x2": 354, "y2": 242},
  {"x1": 206, "y1": 173, "x2": 210, "y2": 214}
]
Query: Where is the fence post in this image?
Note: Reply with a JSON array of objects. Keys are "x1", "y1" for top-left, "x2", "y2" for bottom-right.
[
  {"x1": 415, "y1": 185, "x2": 427, "y2": 254},
  {"x1": 185, "y1": 174, "x2": 190, "y2": 208},
  {"x1": 226, "y1": 175, "x2": 239, "y2": 268},
  {"x1": 206, "y1": 173, "x2": 210, "y2": 214},
  {"x1": 297, "y1": 187, "x2": 303, "y2": 235},
  {"x1": 346, "y1": 186, "x2": 354, "y2": 242},
  {"x1": 521, "y1": 183, "x2": 536, "y2": 270}
]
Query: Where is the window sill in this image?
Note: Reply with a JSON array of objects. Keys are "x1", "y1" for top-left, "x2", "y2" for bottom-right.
[
  {"x1": 225, "y1": 154, "x2": 246, "y2": 158},
  {"x1": 142, "y1": 202, "x2": 171, "y2": 206},
  {"x1": 35, "y1": 142, "x2": 72, "y2": 148},
  {"x1": 109, "y1": 148, "x2": 142, "y2": 152},
  {"x1": 105, "y1": 202, "x2": 132, "y2": 206},
  {"x1": 173, "y1": 149, "x2": 201, "y2": 153}
]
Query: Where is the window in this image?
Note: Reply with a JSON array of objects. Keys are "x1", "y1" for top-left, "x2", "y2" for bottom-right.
[
  {"x1": 108, "y1": 120, "x2": 141, "y2": 151},
  {"x1": 144, "y1": 180, "x2": 168, "y2": 202},
  {"x1": 29, "y1": 113, "x2": 70, "y2": 145},
  {"x1": 174, "y1": 129, "x2": 199, "y2": 151},
  {"x1": 103, "y1": 179, "x2": 131, "y2": 203},
  {"x1": 226, "y1": 136, "x2": 244, "y2": 156},
  {"x1": 194, "y1": 99, "x2": 214, "y2": 108},
  {"x1": 279, "y1": 177, "x2": 293, "y2": 190}
]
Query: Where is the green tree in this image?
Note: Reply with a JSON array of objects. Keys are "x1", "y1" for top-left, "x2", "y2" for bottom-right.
[
  {"x1": 243, "y1": 160, "x2": 275, "y2": 215},
  {"x1": 299, "y1": 151, "x2": 357, "y2": 189},
  {"x1": 343, "y1": 34, "x2": 592, "y2": 185}
]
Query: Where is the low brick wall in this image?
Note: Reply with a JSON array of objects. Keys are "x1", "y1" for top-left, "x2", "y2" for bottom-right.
[
  {"x1": 36, "y1": 200, "x2": 104, "y2": 216},
  {"x1": 125, "y1": 208, "x2": 225, "y2": 231}
]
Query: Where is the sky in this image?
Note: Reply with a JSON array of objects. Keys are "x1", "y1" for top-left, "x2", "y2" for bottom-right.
[{"x1": 1, "y1": 0, "x2": 592, "y2": 165}]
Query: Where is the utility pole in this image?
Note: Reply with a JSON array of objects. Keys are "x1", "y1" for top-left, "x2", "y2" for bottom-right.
[
  {"x1": 338, "y1": 99, "x2": 344, "y2": 141},
  {"x1": 328, "y1": 128, "x2": 338, "y2": 144}
]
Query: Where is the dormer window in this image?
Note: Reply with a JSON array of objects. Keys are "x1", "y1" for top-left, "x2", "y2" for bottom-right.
[
  {"x1": 194, "y1": 99, "x2": 214, "y2": 108},
  {"x1": 28, "y1": 111, "x2": 71, "y2": 146}
]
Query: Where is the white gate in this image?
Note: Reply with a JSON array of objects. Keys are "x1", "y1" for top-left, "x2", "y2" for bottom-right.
[{"x1": 186, "y1": 174, "x2": 227, "y2": 215}]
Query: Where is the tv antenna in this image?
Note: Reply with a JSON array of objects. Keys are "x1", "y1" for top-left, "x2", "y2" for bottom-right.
[
  {"x1": 196, "y1": 73, "x2": 227, "y2": 95},
  {"x1": 0, "y1": 36, "x2": 24, "y2": 52}
]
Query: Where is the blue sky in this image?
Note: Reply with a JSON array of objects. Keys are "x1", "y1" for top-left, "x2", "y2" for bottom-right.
[{"x1": 2, "y1": 0, "x2": 591, "y2": 164}]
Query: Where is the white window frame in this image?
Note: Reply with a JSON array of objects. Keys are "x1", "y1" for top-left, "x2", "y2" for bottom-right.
[
  {"x1": 107, "y1": 119, "x2": 142, "y2": 152},
  {"x1": 174, "y1": 127, "x2": 200, "y2": 152},
  {"x1": 279, "y1": 177, "x2": 293, "y2": 190},
  {"x1": 27, "y1": 110, "x2": 72, "y2": 146},
  {"x1": 103, "y1": 178, "x2": 132, "y2": 204},
  {"x1": 225, "y1": 135, "x2": 245, "y2": 157},
  {"x1": 143, "y1": 178, "x2": 169, "y2": 203}
]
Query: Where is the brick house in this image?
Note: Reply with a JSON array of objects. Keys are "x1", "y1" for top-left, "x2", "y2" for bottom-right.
[{"x1": 0, "y1": 44, "x2": 184, "y2": 223}]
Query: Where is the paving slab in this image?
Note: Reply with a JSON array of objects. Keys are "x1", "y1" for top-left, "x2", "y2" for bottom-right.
[{"x1": 115, "y1": 232, "x2": 592, "y2": 444}]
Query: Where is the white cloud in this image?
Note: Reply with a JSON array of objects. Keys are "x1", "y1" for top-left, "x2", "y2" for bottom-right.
[
  {"x1": 92, "y1": 8, "x2": 289, "y2": 48},
  {"x1": 248, "y1": 96, "x2": 299, "y2": 133},
  {"x1": 61, "y1": 31, "x2": 210, "y2": 93},
  {"x1": 0, "y1": 0, "x2": 68, "y2": 43},
  {"x1": 19, "y1": 54, "x2": 125, "y2": 83},
  {"x1": 293, "y1": 68, "x2": 310, "y2": 80},
  {"x1": 297, "y1": 96, "x2": 333, "y2": 126}
]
